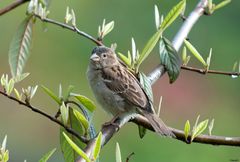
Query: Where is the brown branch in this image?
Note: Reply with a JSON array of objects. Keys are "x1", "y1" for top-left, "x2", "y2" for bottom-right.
[
  {"x1": 33, "y1": 14, "x2": 103, "y2": 46},
  {"x1": 0, "y1": 0, "x2": 29, "y2": 16},
  {"x1": 77, "y1": 113, "x2": 240, "y2": 162},
  {"x1": 0, "y1": 89, "x2": 89, "y2": 144},
  {"x1": 181, "y1": 65, "x2": 240, "y2": 76}
]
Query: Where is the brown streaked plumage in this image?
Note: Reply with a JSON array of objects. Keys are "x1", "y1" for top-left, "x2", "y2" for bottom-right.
[{"x1": 87, "y1": 46, "x2": 175, "y2": 137}]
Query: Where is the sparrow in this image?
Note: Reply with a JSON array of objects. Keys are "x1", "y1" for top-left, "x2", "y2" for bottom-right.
[{"x1": 87, "y1": 46, "x2": 174, "y2": 137}]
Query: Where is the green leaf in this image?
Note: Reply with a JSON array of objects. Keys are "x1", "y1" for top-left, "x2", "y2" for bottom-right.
[
  {"x1": 208, "y1": 119, "x2": 214, "y2": 136},
  {"x1": 41, "y1": 85, "x2": 61, "y2": 104},
  {"x1": 191, "y1": 119, "x2": 209, "y2": 141},
  {"x1": 160, "y1": 0, "x2": 186, "y2": 31},
  {"x1": 73, "y1": 109, "x2": 89, "y2": 133},
  {"x1": 39, "y1": 148, "x2": 56, "y2": 162},
  {"x1": 60, "y1": 129, "x2": 75, "y2": 162},
  {"x1": 214, "y1": 0, "x2": 231, "y2": 11},
  {"x1": 184, "y1": 40, "x2": 207, "y2": 66},
  {"x1": 139, "y1": 72, "x2": 153, "y2": 102},
  {"x1": 62, "y1": 132, "x2": 90, "y2": 162},
  {"x1": 13, "y1": 73, "x2": 30, "y2": 83},
  {"x1": 138, "y1": 125, "x2": 147, "y2": 139},
  {"x1": 14, "y1": 88, "x2": 22, "y2": 100},
  {"x1": 102, "y1": 21, "x2": 114, "y2": 38},
  {"x1": 72, "y1": 94, "x2": 96, "y2": 112},
  {"x1": 9, "y1": 16, "x2": 34, "y2": 77},
  {"x1": 115, "y1": 142, "x2": 122, "y2": 162},
  {"x1": 60, "y1": 109, "x2": 85, "y2": 162},
  {"x1": 154, "y1": 5, "x2": 160, "y2": 30},
  {"x1": 118, "y1": 52, "x2": 131, "y2": 68},
  {"x1": 184, "y1": 120, "x2": 190, "y2": 141},
  {"x1": 3, "y1": 150, "x2": 9, "y2": 162},
  {"x1": 60, "y1": 102, "x2": 69, "y2": 125},
  {"x1": 159, "y1": 37, "x2": 181, "y2": 83},
  {"x1": 1, "y1": 135, "x2": 7, "y2": 152},
  {"x1": 92, "y1": 132, "x2": 102, "y2": 161},
  {"x1": 6, "y1": 79, "x2": 15, "y2": 95},
  {"x1": 136, "y1": 29, "x2": 162, "y2": 69},
  {"x1": 206, "y1": 48, "x2": 212, "y2": 71},
  {"x1": 64, "y1": 85, "x2": 74, "y2": 100}
]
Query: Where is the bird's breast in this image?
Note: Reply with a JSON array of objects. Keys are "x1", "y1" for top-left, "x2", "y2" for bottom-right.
[{"x1": 87, "y1": 67, "x2": 126, "y2": 115}]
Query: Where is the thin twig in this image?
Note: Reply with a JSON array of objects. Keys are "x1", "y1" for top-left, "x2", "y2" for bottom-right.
[
  {"x1": 126, "y1": 152, "x2": 135, "y2": 162},
  {"x1": 34, "y1": 14, "x2": 103, "y2": 46},
  {"x1": 181, "y1": 65, "x2": 240, "y2": 76},
  {"x1": 0, "y1": 89, "x2": 89, "y2": 144},
  {"x1": 0, "y1": 0, "x2": 29, "y2": 16}
]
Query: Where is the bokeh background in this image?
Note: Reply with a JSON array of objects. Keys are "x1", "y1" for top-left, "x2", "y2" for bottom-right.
[{"x1": 0, "y1": 0, "x2": 240, "y2": 161}]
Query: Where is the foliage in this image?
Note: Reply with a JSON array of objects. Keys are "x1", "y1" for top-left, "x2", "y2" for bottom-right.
[{"x1": 0, "y1": 0, "x2": 237, "y2": 161}]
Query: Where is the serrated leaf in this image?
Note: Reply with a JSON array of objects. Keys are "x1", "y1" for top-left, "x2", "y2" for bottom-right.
[
  {"x1": 159, "y1": 37, "x2": 181, "y2": 83},
  {"x1": 214, "y1": 0, "x2": 231, "y2": 11},
  {"x1": 9, "y1": 16, "x2": 34, "y2": 77},
  {"x1": 191, "y1": 119, "x2": 209, "y2": 141},
  {"x1": 138, "y1": 125, "x2": 147, "y2": 139},
  {"x1": 92, "y1": 132, "x2": 102, "y2": 161},
  {"x1": 73, "y1": 109, "x2": 89, "y2": 133},
  {"x1": 41, "y1": 85, "x2": 61, "y2": 105},
  {"x1": 184, "y1": 120, "x2": 190, "y2": 141},
  {"x1": 115, "y1": 142, "x2": 122, "y2": 162},
  {"x1": 118, "y1": 52, "x2": 131, "y2": 68},
  {"x1": 184, "y1": 40, "x2": 207, "y2": 66},
  {"x1": 72, "y1": 94, "x2": 96, "y2": 112},
  {"x1": 39, "y1": 148, "x2": 56, "y2": 162},
  {"x1": 139, "y1": 72, "x2": 153, "y2": 102},
  {"x1": 62, "y1": 132, "x2": 90, "y2": 162},
  {"x1": 13, "y1": 73, "x2": 30, "y2": 83},
  {"x1": 160, "y1": 0, "x2": 186, "y2": 31},
  {"x1": 136, "y1": 29, "x2": 162, "y2": 69}
]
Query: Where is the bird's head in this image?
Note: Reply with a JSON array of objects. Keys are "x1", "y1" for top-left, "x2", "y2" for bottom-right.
[{"x1": 90, "y1": 46, "x2": 118, "y2": 69}]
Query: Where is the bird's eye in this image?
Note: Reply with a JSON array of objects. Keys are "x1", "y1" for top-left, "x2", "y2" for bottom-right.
[{"x1": 102, "y1": 54, "x2": 107, "y2": 58}]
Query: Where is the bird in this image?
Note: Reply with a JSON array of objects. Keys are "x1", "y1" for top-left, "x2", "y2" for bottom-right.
[{"x1": 87, "y1": 46, "x2": 175, "y2": 137}]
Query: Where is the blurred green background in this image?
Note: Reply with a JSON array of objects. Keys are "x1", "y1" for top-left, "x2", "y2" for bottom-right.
[{"x1": 0, "y1": 0, "x2": 240, "y2": 161}]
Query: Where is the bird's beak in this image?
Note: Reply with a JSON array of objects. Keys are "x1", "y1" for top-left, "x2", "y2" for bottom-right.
[{"x1": 90, "y1": 53, "x2": 100, "y2": 62}]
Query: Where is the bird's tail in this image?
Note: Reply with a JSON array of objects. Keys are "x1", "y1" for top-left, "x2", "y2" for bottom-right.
[{"x1": 141, "y1": 110, "x2": 175, "y2": 137}]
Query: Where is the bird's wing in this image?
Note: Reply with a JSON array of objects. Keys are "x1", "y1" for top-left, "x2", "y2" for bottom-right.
[{"x1": 102, "y1": 65, "x2": 148, "y2": 108}]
